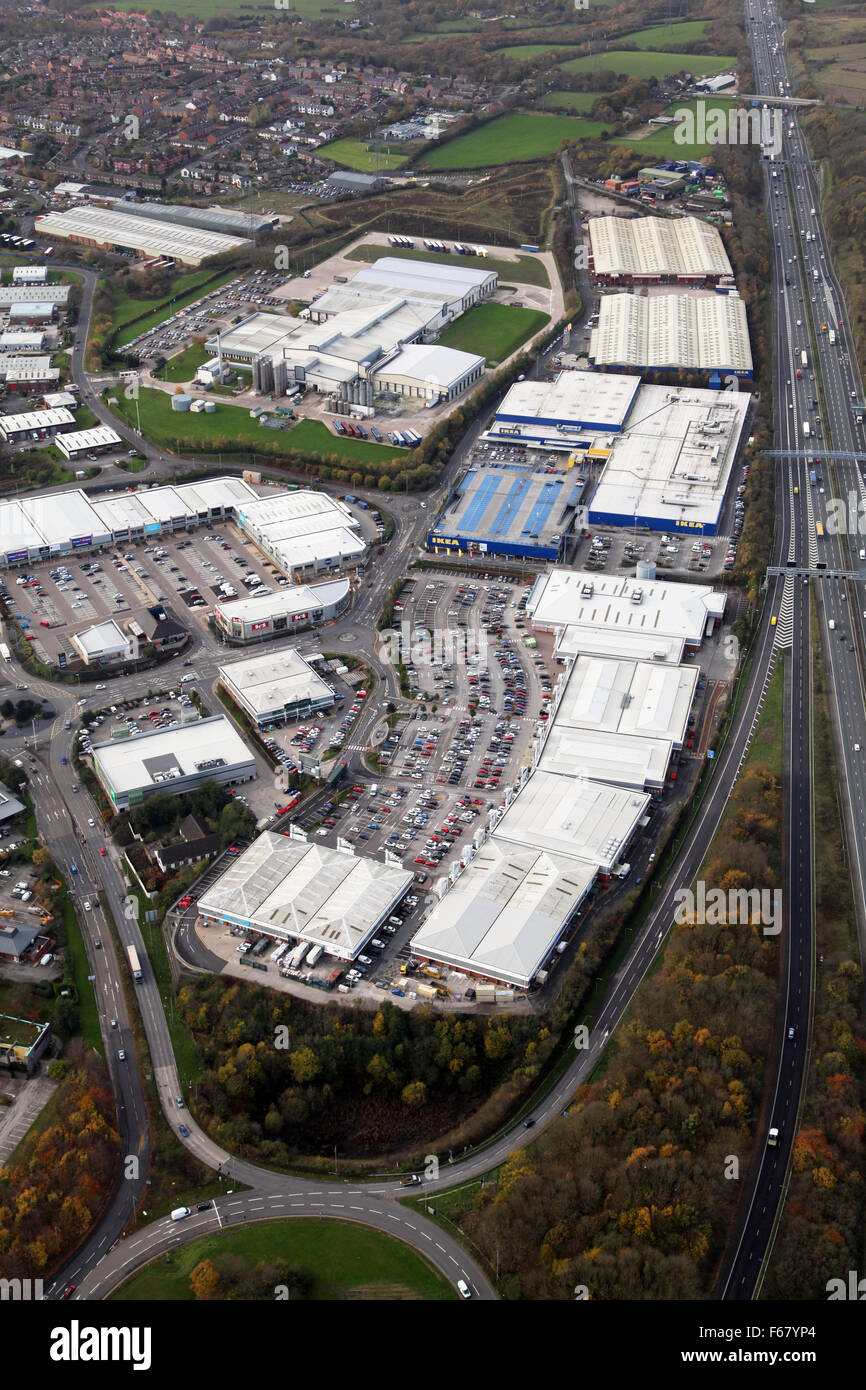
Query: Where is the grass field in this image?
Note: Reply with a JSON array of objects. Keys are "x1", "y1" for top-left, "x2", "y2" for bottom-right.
[
  {"x1": 498, "y1": 42, "x2": 581, "y2": 58},
  {"x1": 437, "y1": 301, "x2": 548, "y2": 364},
  {"x1": 111, "y1": 1218, "x2": 456, "y2": 1301},
  {"x1": 618, "y1": 98, "x2": 737, "y2": 160},
  {"x1": 423, "y1": 111, "x2": 606, "y2": 169},
  {"x1": 543, "y1": 90, "x2": 601, "y2": 112},
  {"x1": 156, "y1": 343, "x2": 211, "y2": 383},
  {"x1": 323, "y1": 139, "x2": 408, "y2": 172},
  {"x1": 619, "y1": 19, "x2": 708, "y2": 48},
  {"x1": 112, "y1": 269, "x2": 238, "y2": 350},
  {"x1": 109, "y1": 386, "x2": 403, "y2": 464},
  {"x1": 345, "y1": 241, "x2": 550, "y2": 287},
  {"x1": 561, "y1": 50, "x2": 734, "y2": 79}
]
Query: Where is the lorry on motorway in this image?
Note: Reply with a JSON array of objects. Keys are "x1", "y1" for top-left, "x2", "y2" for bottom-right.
[
  {"x1": 127, "y1": 944, "x2": 142, "y2": 982},
  {"x1": 801, "y1": 349, "x2": 808, "y2": 368},
  {"x1": 803, "y1": 421, "x2": 810, "y2": 438},
  {"x1": 829, "y1": 329, "x2": 836, "y2": 344},
  {"x1": 810, "y1": 469, "x2": 817, "y2": 486},
  {"x1": 0, "y1": 644, "x2": 10, "y2": 662}
]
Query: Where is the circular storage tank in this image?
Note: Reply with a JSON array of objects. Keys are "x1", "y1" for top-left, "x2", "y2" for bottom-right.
[
  {"x1": 171, "y1": 393, "x2": 192, "y2": 412},
  {"x1": 204, "y1": 400, "x2": 216, "y2": 413},
  {"x1": 636, "y1": 559, "x2": 656, "y2": 581}
]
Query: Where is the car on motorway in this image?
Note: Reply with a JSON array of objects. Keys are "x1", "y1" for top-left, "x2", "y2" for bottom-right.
[
  {"x1": 99, "y1": 847, "x2": 107, "y2": 856},
  {"x1": 457, "y1": 1279, "x2": 472, "y2": 1298},
  {"x1": 179, "y1": 1124, "x2": 190, "y2": 1138},
  {"x1": 61, "y1": 1284, "x2": 76, "y2": 1299},
  {"x1": 118, "y1": 1049, "x2": 126, "y2": 1061},
  {"x1": 84, "y1": 899, "x2": 92, "y2": 910},
  {"x1": 523, "y1": 1117, "x2": 536, "y2": 1128}
]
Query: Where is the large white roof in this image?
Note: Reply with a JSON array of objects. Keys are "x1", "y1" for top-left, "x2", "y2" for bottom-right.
[
  {"x1": 35, "y1": 205, "x2": 250, "y2": 266},
  {"x1": 198, "y1": 831, "x2": 413, "y2": 958},
  {"x1": 588, "y1": 382, "x2": 750, "y2": 531},
  {"x1": 55, "y1": 426, "x2": 121, "y2": 457},
  {"x1": 553, "y1": 655, "x2": 699, "y2": 746},
  {"x1": 590, "y1": 292, "x2": 752, "y2": 374},
  {"x1": 494, "y1": 769, "x2": 649, "y2": 871},
  {"x1": 378, "y1": 342, "x2": 484, "y2": 391},
  {"x1": 553, "y1": 626, "x2": 685, "y2": 664},
  {"x1": 528, "y1": 569, "x2": 726, "y2": 645},
  {"x1": 21, "y1": 489, "x2": 107, "y2": 545},
  {"x1": 354, "y1": 256, "x2": 496, "y2": 299},
  {"x1": 410, "y1": 840, "x2": 596, "y2": 991},
  {"x1": 588, "y1": 214, "x2": 732, "y2": 280},
  {"x1": 93, "y1": 715, "x2": 252, "y2": 796},
  {"x1": 497, "y1": 371, "x2": 641, "y2": 432},
  {"x1": 0, "y1": 408, "x2": 75, "y2": 437},
  {"x1": 213, "y1": 578, "x2": 350, "y2": 625},
  {"x1": 218, "y1": 648, "x2": 333, "y2": 719},
  {"x1": 537, "y1": 724, "x2": 673, "y2": 792}
]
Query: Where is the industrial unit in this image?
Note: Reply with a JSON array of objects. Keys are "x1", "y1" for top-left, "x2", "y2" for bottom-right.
[
  {"x1": 0, "y1": 283, "x2": 69, "y2": 308},
  {"x1": 588, "y1": 214, "x2": 733, "y2": 284},
  {"x1": 92, "y1": 714, "x2": 256, "y2": 810},
  {"x1": 0, "y1": 407, "x2": 75, "y2": 443},
  {"x1": 34, "y1": 204, "x2": 251, "y2": 266},
  {"x1": 218, "y1": 648, "x2": 335, "y2": 729},
  {"x1": 411, "y1": 772, "x2": 649, "y2": 990},
  {"x1": 211, "y1": 256, "x2": 492, "y2": 408},
  {"x1": 213, "y1": 577, "x2": 351, "y2": 642},
  {"x1": 589, "y1": 292, "x2": 753, "y2": 377},
  {"x1": 197, "y1": 832, "x2": 413, "y2": 963},
  {"x1": 54, "y1": 425, "x2": 121, "y2": 459},
  {"x1": 0, "y1": 357, "x2": 60, "y2": 393}
]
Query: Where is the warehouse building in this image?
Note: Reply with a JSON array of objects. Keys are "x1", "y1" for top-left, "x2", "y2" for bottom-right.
[
  {"x1": 586, "y1": 383, "x2": 750, "y2": 534},
  {"x1": 213, "y1": 257, "x2": 495, "y2": 407},
  {"x1": 233, "y1": 490, "x2": 365, "y2": 577},
  {"x1": 427, "y1": 468, "x2": 575, "y2": 561},
  {"x1": 486, "y1": 372, "x2": 641, "y2": 450},
  {"x1": 0, "y1": 357, "x2": 60, "y2": 393},
  {"x1": 411, "y1": 772, "x2": 648, "y2": 989},
  {"x1": 371, "y1": 342, "x2": 483, "y2": 403},
  {"x1": 0, "y1": 407, "x2": 75, "y2": 443},
  {"x1": 588, "y1": 214, "x2": 733, "y2": 284},
  {"x1": 213, "y1": 577, "x2": 351, "y2": 642},
  {"x1": 109, "y1": 199, "x2": 277, "y2": 240},
  {"x1": 527, "y1": 569, "x2": 726, "y2": 651},
  {"x1": 0, "y1": 284, "x2": 70, "y2": 309},
  {"x1": 589, "y1": 292, "x2": 753, "y2": 377},
  {"x1": 197, "y1": 832, "x2": 413, "y2": 963},
  {"x1": 34, "y1": 204, "x2": 251, "y2": 266},
  {"x1": 218, "y1": 648, "x2": 335, "y2": 728},
  {"x1": 9, "y1": 302, "x2": 56, "y2": 326},
  {"x1": 0, "y1": 330, "x2": 46, "y2": 352},
  {"x1": 71, "y1": 618, "x2": 134, "y2": 667},
  {"x1": 12, "y1": 265, "x2": 48, "y2": 285},
  {"x1": 55, "y1": 425, "x2": 121, "y2": 459},
  {"x1": 92, "y1": 714, "x2": 256, "y2": 810},
  {"x1": 534, "y1": 654, "x2": 699, "y2": 793}
]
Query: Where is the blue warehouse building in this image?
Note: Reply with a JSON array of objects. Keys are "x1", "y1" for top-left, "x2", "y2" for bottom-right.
[{"x1": 427, "y1": 467, "x2": 578, "y2": 561}]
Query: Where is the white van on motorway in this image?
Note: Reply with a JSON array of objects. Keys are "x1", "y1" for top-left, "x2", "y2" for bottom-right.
[{"x1": 170, "y1": 1206, "x2": 191, "y2": 1222}]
